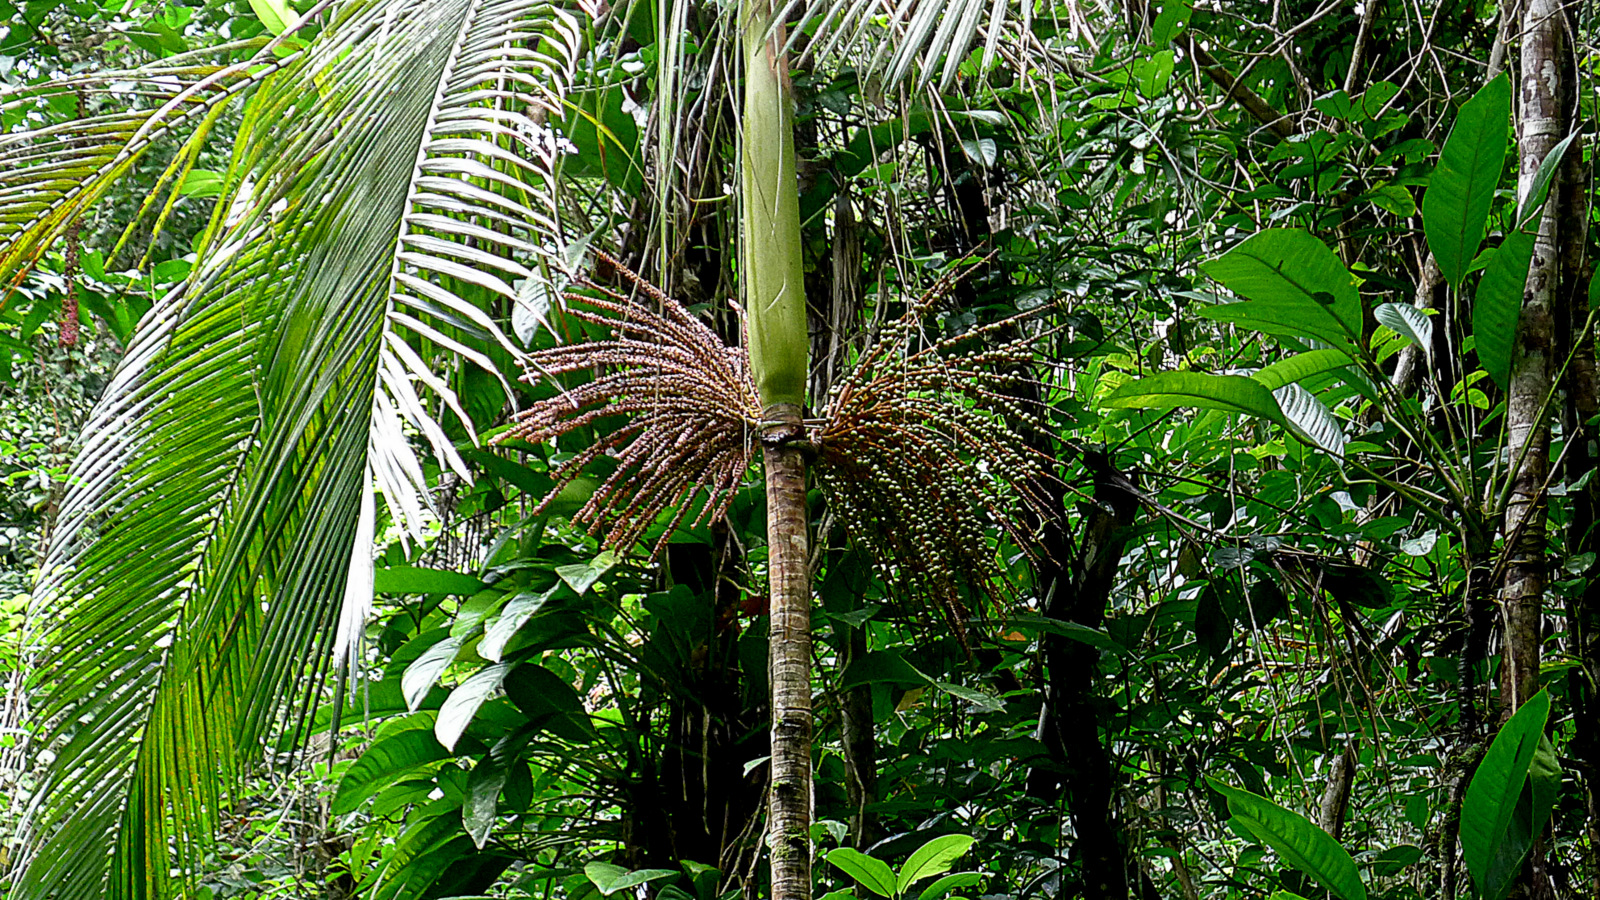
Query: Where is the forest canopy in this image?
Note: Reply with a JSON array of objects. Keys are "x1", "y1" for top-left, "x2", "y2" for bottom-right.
[{"x1": 1, "y1": 1, "x2": 1598, "y2": 900}]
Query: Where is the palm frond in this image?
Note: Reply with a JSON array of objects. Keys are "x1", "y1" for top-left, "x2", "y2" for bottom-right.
[
  {"x1": 787, "y1": 0, "x2": 1020, "y2": 90},
  {"x1": 11, "y1": 0, "x2": 584, "y2": 895},
  {"x1": 0, "y1": 35, "x2": 305, "y2": 295}
]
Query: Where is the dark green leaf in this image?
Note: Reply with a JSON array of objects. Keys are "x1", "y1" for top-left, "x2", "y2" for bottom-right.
[
  {"x1": 1474, "y1": 228, "x2": 1534, "y2": 390},
  {"x1": 333, "y1": 727, "x2": 450, "y2": 815},
  {"x1": 1198, "y1": 229, "x2": 1362, "y2": 349},
  {"x1": 1517, "y1": 131, "x2": 1577, "y2": 228},
  {"x1": 375, "y1": 566, "x2": 488, "y2": 596},
  {"x1": 1463, "y1": 691, "x2": 1551, "y2": 900},
  {"x1": 1423, "y1": 73, "x2": 1509, "y2": 288},
  {"x1": 436, "y1": 664, "x2": 509, "y2": 751},
  {"x1": 838, "y1": 650, "x2": 930, "y2": 690},
  {"x1": 504, "y1": 662, "x2": 593, "y2": 742},
  {"x1": 1102, "y1": 371, "x2": 1287, "y2": 425},
  {"x1": 1208, "y1": 779, "x2": 1367, "y2": 900},
  {"x1": 464, "y1": 756, "x2": 509, "y2": 848}
]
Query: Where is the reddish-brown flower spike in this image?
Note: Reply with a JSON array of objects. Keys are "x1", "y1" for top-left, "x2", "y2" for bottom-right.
[
  {"x1": 495, "y1": 254, "x2": 763, "y2": 559},
  {"x1": 813, "y1": 275, "x2": 1064, "y2": 638}
]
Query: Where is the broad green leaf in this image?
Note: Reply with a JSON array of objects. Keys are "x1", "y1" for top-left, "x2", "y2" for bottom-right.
[
  {"x1": 1473, "y1": 733, "x2": 1564, "y2": 899},
  {"x1": 1274, "y1": 384, "x2": 1345, "y2": 457},
  {"x1": 1474, "y1": 228, "x2": 1535, "y2": 389},
  {"x1": 556, "y1": 550, "x2": 617, "y2": 595},
  {"x1": 897, "y1": 835, "x2": 976, "y2": 893},
  {"x1": 827, "y1": 848, "x2": 898, "y2": 898},
  {"x1": 1150, "y1": 0, "x2": 1192, "y2": 45},
  {"x1": 585, "y1": 863, "x2": 679, "y2": 896},
  {"x1": 247, "y1": 0, "x2": 300, "y2": 34},
  {"x1": 1209, "y1": 779, "x2": 1366, "y2": 900},
  {"x1": 333, "y1": 727, "x2": 450, "y2": 815},
  {"x1": 1252, "y1": 349, "x2": 1353, "y2": 391},
  {"x1": 931, "y1": 682, "x2": 1004, "y2": 713},
  {"x1": 1463, "y1": 690, "x2": 1551, "y2": 900},
  {"x1": 1006, "y1": 615, "x2": 1129, "y2": 657},
  {"x1": 917, "y1": 872, "x2": 982, "y2": 900},
  {"x1": 1103, "y1": 371, "x2": 1287, "y2": 426},
  {"x1": 402, "y1": 635, "x2": 464, "y2": 711},
  {"x1": 436, "y1": 664, "x2": 509, "y2": 751},
  {"x1": 464, "y1": 756, "x2": 510, "y2": 848},
  {"x1": 1529, "y1": 735, "x2": 1560, "y2": 837},
  {"x1": 1373, "y1": 304, "x2": 1433, "y2": 359},
  {"x1": 177, "y1": 170, "x2": 225, "y2": 198},
  {"x1": 375, "y1": 566, "x2": 487, "y2": 596},
  {"x1": 1423, "y1": 73, "x2": 1509, "y2": 288},
  {"x1": 839, "y1": 650, "x2": 931, "y2": 690},
  {"x1": 1199, "y1": 229, "x2": 1362, "y2": 349},
  {"x1": 504, "y1": 662, "x2": 593, "y2": 742},
  {"x1": 1313, "y1": 90, "x2": 1353, "y2": 121},
  {"x1": 1517, "y1": 131, "x2": 1578, "y2": 228},
  {"x1": 1364, "y1": 184, "x2": 1416, "y2": 217},
  {"x1": 481, "y1": 586, "x2": 560, "y2": 662}
]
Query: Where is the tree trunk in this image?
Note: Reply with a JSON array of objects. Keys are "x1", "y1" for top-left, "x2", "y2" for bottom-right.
[
  {"x1": 739, "y1": 0, "x2": 812, "y2": 895},
  {"x1": 1317, "y1": 743, "x2": 1357, "y2": 841},
  {"x1": 839, "y1": 623, "x2": 878, "y2": 846},
  {"x1": 1554, "y1": 9, "x2": 1600, "y2": 892},
  {"x1": 763, "y1": 428, "x2": 812, "y2": 900},
  {"x1": 1505, "y1": 0, "x2": 1560, "y2": 714},
  {"x1": 1029, "y1": 450, "x2": 1140, "y2": 899},
  {"x1": 1502, "y1": 1, "x2": 1561, "y2": 894}
]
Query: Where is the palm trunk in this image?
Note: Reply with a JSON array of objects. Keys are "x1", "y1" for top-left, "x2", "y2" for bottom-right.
[{"x1": 739, "y1": 2, "x2": 812, "y2": 898}]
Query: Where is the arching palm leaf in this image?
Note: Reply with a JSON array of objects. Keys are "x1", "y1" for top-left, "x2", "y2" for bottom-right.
[{"x1": 10, "y1": 0, "x2": 583, "y2": 895}]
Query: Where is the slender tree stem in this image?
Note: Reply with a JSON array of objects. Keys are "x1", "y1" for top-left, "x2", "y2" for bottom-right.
[{"x1": 762, "y1": 409, "x2": 812, "y2": 900}]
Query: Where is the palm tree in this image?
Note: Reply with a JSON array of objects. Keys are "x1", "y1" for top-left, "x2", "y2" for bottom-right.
[{"x1": 1, "y1": 0, "x2": 1050, "y2": 896}]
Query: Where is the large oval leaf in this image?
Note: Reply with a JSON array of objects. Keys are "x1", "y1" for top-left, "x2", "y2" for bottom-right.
[
  {"x1": 897, "y1": 834, "x2": 976, "y2": 893},
  {"x1": 1274, "y1": 383, "x2": 1346, "y2": 458},
  {"x1": 436, "y1": 664, "x2": 510, "y2": 751},
  {"x1": 1462, "y1": 690, "x2": 1551, "y2": 900},
  {"x1": 1252, "y1": 349, "x2": 1353, "y2": 391},
  {"x1": 1198, "y1": 229, "x2": 1362, "y2": 350},
  {"x1": 1373, "y1": 304, "x2": 1433, "y2": 360},
  {"x1": 1208, "y1": 778, "x2": 1367, "y2": 900},
  {"x1": 1422, "y1": 74, "x2": 1509, "y2": 288},
  {"x1": 1102, "y1": 371, "x2": 1287, "y2": 426},
  {"x1": 333, "y1": 726, "x2": 450, "y2": 815},
  {"x1": 403, "y1": 635, "x2": 465, "y2": 711},
  {"x1": 827, "y1": 848, "x2": 898, "y2": 898},
  {"x1": 1474, "y1": 228, "x2": 1534, "y2": 390}
]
